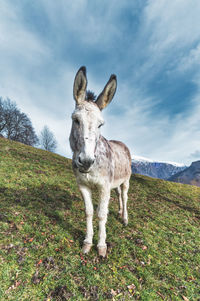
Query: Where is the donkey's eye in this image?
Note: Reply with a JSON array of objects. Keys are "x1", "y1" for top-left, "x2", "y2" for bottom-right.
[
  {"x1": 98, "y1": 123, "x2": 103, "y2": 129},
  {"x1": 74, "y1": 118, "x2": 80, "y2": 125}
]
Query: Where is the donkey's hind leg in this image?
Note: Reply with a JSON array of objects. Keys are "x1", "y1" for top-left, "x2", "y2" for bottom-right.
[
  {"x1": 121, "y1": 179, "x2": 130, "y2": 226},
  {"x1": 115, "y1": 187, "x2": 123, "y2": 217}
]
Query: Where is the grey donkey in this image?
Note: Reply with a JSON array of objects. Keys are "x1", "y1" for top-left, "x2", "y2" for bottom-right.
[{"x1": 69, "y1": 66, "x2": 132, "y2": 257}]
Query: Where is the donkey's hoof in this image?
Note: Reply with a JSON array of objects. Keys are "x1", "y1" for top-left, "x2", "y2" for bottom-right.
[
  {"x1": 82, "y1": 243, "x2": 92, "y2": 254},
  {"x1": 123, "y1": 219, "x2": 128, "y2": 226},
  {"x1": 98, "y1": 246, "x2": 107, "y2": 258}
]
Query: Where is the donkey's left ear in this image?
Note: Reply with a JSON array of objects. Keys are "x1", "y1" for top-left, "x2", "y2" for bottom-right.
[
  {"x1": 95, "y1": 74, "x2": 117, "y2": 110},
  {"x1": 73, "y1": 66, "x2": 88, "y2": 105}
]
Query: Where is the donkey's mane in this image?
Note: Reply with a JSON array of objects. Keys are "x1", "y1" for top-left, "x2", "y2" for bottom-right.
[{"x1": 86, "y1": 90, "x2": 96, "y2": 102}]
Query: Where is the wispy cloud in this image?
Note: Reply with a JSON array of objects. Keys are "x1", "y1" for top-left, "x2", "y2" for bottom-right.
[{"x1": 190, "y1": 150, "x2": 200, "y2": 160}]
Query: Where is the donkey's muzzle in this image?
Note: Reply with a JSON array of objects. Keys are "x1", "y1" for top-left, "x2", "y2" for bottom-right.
[{"x1": 78, "y1": 155, "x2": 95, "y2": 172}]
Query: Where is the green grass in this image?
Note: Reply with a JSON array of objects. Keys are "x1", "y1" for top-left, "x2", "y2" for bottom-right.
[{"x1": 0, "y1": 137, "x2": 200, "y2": 300}]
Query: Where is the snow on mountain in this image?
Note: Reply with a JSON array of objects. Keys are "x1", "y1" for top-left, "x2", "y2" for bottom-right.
[
  {"x1": 132, "y1": 155, "x2": 187, "y2": 180},
  {"x1": 132, "y1": 155, "x2": 186, "y2": 167}
]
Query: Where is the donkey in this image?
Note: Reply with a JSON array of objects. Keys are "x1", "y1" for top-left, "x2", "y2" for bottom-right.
[{"x1": 69, "y1": 66, "x2": 132, "y2": 257}]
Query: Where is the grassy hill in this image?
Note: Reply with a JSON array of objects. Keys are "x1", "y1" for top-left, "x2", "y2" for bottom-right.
[{"x1": 0, "y1": 137, "x2": 200, "y2": 301}]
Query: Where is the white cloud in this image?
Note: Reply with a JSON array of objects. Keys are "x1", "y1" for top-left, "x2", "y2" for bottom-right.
[
  {"x1": 129, "y1": 0, "x2": 200, "y2": 84},
  {"x1": 190, "y1": 150, "x2": 200, "y2": 160},
  {"x1": 144, "y1": 0, "x2": 200, "y2": 50},
  {"x1": 0, "y1": 1, "x2": 50, "y2": 64},
  {"x1": 178, "y1": 43, "x2": 200, "y2": 73}
]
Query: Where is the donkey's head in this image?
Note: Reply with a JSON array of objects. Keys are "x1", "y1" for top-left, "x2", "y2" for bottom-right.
[{"x1": 70, "y1": 66, "x2": 117, "y2": 173}]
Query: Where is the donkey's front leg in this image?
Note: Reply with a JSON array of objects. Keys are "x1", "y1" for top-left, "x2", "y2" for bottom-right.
[
  {"x1": 97, "y1": 187, "x2": 110, "y2": 257},
  {"x1": 79, "y1": 185, "x2": 94, "y2": 254}
]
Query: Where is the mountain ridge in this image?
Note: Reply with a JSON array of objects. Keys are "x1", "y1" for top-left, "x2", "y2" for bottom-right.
[
  {"x1": 132, "y1": 156, "x2": 187, "y2": 179},
  {"x1": 169, "y1": 160, "x2": 200, "y2": 187}
]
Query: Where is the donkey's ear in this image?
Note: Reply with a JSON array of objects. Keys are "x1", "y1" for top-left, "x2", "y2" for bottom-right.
[
  {"x1": 95, "y1": 74, "x2": 117, "y2": 110},
  {"x1": 73, "y1": 66, "x2": 87, "y2": 104}
]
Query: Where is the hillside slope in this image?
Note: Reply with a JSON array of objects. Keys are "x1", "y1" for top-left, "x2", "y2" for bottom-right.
[{"x1": 0, "y1": 137, "x2": 200, "y2": 300}]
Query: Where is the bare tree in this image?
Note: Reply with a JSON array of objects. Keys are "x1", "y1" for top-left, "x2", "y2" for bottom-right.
[
  {"x1": 0, "y1": 97, "x2": 38, "y2": 146},
  {"x1": 0, "y1": 97, "x2": 6, "y2": 132},
  {"x1": 11, "y1": 112, "x2": 39, "y2": 146},
  {"x1": 40, "y1": 125, "x2": 57, "y2": 152},
  {"x1": 0, "y1": 97, "x2": 15, "y2": 133}
]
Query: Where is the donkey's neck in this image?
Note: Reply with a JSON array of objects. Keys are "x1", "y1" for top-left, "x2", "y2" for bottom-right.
[{"x1": 95, "y1": 135, "x2": 112, "y2": 158}]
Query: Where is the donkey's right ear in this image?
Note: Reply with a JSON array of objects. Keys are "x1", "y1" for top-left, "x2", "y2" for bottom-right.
[{"x1": 73, "y1": 66, "x2": 87, "y2": 104}]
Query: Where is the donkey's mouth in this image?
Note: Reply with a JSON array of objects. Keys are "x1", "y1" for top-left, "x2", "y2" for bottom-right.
[
  {"x1": 79, "y1": 168, "x2": 90, "y2": 173},
  {"x1": 78, "y1": 165, "x2": 92, "y2": 173}
]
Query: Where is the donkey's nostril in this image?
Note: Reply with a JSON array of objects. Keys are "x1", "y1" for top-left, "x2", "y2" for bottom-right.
[{"x1": 78, "y1": 156, "x2": 83, "y2": 165}]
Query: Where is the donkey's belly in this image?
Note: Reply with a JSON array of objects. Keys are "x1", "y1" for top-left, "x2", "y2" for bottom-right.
[
  {"x1": 111, "y1": 178, "x2": 127, "y2": 189},
  {"x1": 75, "y1": 170, "x2": 129, "y2": 192}
]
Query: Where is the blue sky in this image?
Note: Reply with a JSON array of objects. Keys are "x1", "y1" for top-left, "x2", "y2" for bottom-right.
[{"x1": 0, "y1": 0, "x2": 200, "y2": 165}]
